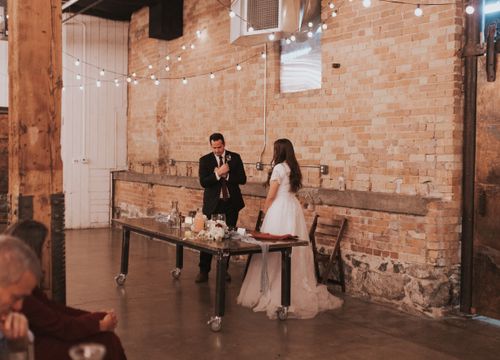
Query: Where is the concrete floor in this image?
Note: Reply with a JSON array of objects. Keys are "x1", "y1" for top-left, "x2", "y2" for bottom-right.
[{"x1": 65, "y1": 228, "x2": 500, "y2": 360}]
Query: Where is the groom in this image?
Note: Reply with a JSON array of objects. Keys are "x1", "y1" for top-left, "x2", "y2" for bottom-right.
[{"x1": 196, "y1": 133, "x2": 246, "y2": 283}]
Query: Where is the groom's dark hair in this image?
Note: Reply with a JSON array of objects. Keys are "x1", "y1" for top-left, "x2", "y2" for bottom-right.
[{"x1": 209, "y1": 133, "x2": 225, "y2": 144}]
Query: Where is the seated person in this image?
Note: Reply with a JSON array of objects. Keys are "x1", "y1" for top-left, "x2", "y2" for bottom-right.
[{"x1": 4, "y1": 220, "x2": 127, "y2": 360}]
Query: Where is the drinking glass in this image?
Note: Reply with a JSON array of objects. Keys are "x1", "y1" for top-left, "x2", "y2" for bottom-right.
[
  {"x1": 211, "y1": 213, "x2": 226, "y2": 223},
  {"x1": 69, "y1": 343, "x2": 106, "y2": 360}
]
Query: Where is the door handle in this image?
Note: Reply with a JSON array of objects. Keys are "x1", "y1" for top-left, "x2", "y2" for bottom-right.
[{"x1": 478, "y1": 188, "x2": 486, "y2": 216}]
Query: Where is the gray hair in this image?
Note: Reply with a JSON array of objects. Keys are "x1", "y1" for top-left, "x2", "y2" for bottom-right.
[{"x1": 0, "y1": 235, "x2": 42, "y2": 287}]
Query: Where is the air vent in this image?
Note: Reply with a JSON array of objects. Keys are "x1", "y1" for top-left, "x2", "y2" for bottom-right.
[{"x1": 247, "y1": 0, "x2": 279, "y2": 31}]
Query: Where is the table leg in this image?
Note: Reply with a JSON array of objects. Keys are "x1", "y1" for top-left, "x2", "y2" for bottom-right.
[
  {"x1": 208, "y1": 252, "x2": 229, "y2": 331},
  {"x1": 115, "y1": 228, "x2": 130, "y2": 285},
  {"x1": 171, "y1": 244, "x2": 184, "y2": 279},
  {"x1": 278, "y1": 248, "x2": 292, "y2": 320}
]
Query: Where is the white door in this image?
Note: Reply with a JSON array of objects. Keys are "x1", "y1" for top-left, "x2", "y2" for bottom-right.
[{"x1": 62, "y1": 15, "x2": 128, "y2": 229}]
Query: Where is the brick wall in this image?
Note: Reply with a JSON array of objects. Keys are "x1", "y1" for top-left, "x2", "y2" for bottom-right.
[{"x1": 118, "y1": 1, "x2": 465, "y2": 316}]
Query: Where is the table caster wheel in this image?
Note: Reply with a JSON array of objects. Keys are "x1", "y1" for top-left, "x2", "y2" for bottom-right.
[
  {"x1": 207, "y1": 316, "x2": 222, "y2": 332},
  {"x1": 277, "y1": 306, "x2": 288, "y2": 321},
  {"x1": 171, "y1": 268, "x2": 181, "y2": 279},
  {"x1": 115, "y1": 273, "x2": 127, "y2": 286}
]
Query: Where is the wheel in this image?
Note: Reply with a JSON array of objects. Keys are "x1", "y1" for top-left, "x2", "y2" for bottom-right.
[
  {"x1": 207, "y1": 316, "x2": 222, "y2": 332},
  {"x1": 277, "y1": 306, "x2": 288, "y2": 321},
  {"x1": 170, "y1": 268, "x2": 181, "y2": 279},
  {"x1": 115, "y1": 273, "x2": 127, "y2": 286}
]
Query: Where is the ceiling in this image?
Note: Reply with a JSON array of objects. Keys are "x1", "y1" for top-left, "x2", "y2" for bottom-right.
[{"x1": 62, "y1": 0, "x2": 155, "y2": 21}]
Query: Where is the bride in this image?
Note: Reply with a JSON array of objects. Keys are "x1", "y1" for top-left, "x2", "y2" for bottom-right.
[{"x1": 237, "y1": 138, "x2": 343, "y2": 319}]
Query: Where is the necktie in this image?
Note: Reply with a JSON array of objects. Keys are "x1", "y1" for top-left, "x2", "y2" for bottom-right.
[{"x1": 219, "y1": 155, "x2": 229, "y2": 200}]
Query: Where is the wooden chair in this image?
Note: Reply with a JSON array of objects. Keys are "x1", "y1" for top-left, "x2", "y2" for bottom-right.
[
  {"x1": 241, "y1": 210, "x2": 264, "y2": 280},
  {"x1": 309, "y1": 214, "x2": 347, "y2": 292}
]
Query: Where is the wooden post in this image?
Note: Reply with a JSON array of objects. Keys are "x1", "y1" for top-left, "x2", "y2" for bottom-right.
[{"x1": 8, "y1": 0, "x2": 65, "y2": 302}]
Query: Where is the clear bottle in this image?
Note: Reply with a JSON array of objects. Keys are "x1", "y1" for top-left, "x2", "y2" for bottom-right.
[
  {"x1": 169, "y1": 201, "x2": 180, "y2": 228},
  {"x1": 193, "y1": 208, "x2": 205, "y2": 232}
]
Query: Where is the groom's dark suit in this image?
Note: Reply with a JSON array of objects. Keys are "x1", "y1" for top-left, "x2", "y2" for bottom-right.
[{"x1": 198, "y1": 150, "x2": 246, "y2": 273}]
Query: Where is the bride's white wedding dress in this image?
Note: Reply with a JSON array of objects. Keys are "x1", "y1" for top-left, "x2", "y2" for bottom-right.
[{"x1": 237, "y1": 162, "x2": 343, "y2": 319}]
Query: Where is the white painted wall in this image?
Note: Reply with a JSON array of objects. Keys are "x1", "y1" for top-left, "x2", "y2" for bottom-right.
[
  {"x1": 0, "y1": 40, "x2": 7, "y2": 107},
  {"x1": 62, "y1": 15, "x2": 128, "y2": 229}
]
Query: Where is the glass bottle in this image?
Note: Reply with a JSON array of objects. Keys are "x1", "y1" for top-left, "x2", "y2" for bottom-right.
[
  {"x1": 193, "y1": 208, "x2": 205, "y2": 232},
  {"x1": 169, "y1": 201, "x2": 180, "y2": 228}
]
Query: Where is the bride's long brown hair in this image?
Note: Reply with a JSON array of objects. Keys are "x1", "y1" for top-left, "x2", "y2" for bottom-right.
[{"x1": 266, "y1": 138, "x2": 302, "y2": 193}]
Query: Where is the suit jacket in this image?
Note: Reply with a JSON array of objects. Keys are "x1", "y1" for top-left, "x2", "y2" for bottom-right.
[{"x1": 199, "y1": 150, "x2": 246, "y2": 216}]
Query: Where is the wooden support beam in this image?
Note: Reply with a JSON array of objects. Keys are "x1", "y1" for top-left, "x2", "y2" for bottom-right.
[{"x1": 8, "y1": 0, "x2": 65, "y2": 302}]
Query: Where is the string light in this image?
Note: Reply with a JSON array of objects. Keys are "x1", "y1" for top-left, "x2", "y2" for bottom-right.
[
  {"x1": 261, "y1": 52, "x2": 267, "y2": 59},
  {"x1": 126, "y1": 77, "x2": 132, "y2": 83},
  {"x1": 322, "y1": 23, "x2": 328, "y2": 30},
  {"x1": 133, "y1": 79, "x2": 139, "y2": 85},
  {"x1": 150, "y1": 74, "x2": 156, "y2": 80},
  {"x1": 165, "y1": 66, "x2": 170, "y2": 72},
  {"x1": 76, "y1": 73, "x2": 81, "y2": 80},
  {"x1": 332, "y1": 10, "x2": 338, "y2": 17},
  {"x1": 148, "y1": 64, "x2": 153, "y2": 69},
  {"x1": 248, "y1": 26, "x2": 254, "y2": 32},
  {"x1": 465, "y1": 5, "x2": 475, "y2": 15},
  {"x1": 307, "y1": 31, "x2": 313, "y2": 38},
  {"x1": 236, "y1": 64, "x2": 242, "y2": 71},
  {"x1": 154, "y1": 79, "x2": 160, "y2": 85},
  {"x1": 79, "y1": 85, "x2": 84, "y2": 91},
  {"x1": 285, "y1": 38, "x2": 291, "y2": 44},
  {"x1": 414, "y1": 4, "x2": 423, "y2": 17},
  {"x1": 177, "y1": 55, "x2": 182, "y2": 62},
  {"x1": 190, "y1": 44, "x2": 195, "y2": 49},
  {"x1": 290, "y1": 35, "x2": 296, "y2": 42},
  {"x1": 182, "y1": 77, "x2": 188, "y2": 84},
  {"x1": 329, "y1": 2, "x2": 335, "y2": 9},
  {"x1": 181, "y1": 45, "x2": 186, "y2": 50},
  {"x1": 132, "y1": 72, "x2": 136, "y2": 77},
  {"x1": 308, "y1": 22, "x2": 314, "y2": 28},
  {"x1": 115, "y1": 82, "x2": 120, "y2": 87},
  {"x1": 229, "y1": 10, "x2": 235, "y2": 18},
  {"x1": 96, "y1": 80, "x2": 101, "y2": 88},
  {"x1": 268, "y1": 33, "x2": 275, "y2": 41},
  {"x1": 210, "y1": 72, "x2": 215, "y2": 79},
  {"x1": 74, "y1": 59, "x2": 80, "y2": 66},
  {"x1": 363, "y1": 0, "x2": 372, "y2": 8},
  {"x1": 165, "y1": 55, "x2": 170, "y2": 61},
  {"x1": 196, "y1": 30, "x2": 202, "y2": 38},
  {"x1": 99, "y1": 69, "x2": 105, "y2": 76}
]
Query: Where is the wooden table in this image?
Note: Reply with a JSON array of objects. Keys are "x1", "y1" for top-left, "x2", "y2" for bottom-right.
[{"x1": 112, "y1": 217, "x2": 309, "y2": 331}]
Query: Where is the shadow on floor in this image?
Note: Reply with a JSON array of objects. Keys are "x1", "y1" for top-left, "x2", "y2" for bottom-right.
[{"x1": 65, "y1": 228, "x2": 500, "y2": 360}]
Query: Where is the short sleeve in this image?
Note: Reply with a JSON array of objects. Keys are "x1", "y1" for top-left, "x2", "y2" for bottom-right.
[{"x1": 270, "y1": 163, "x2": 286, "y2": 183}]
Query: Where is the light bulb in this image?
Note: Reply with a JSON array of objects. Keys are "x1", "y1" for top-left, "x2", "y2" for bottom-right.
[
  {"x1": 181, "y1": 45, "x2": 186, "y2": 50},
  {"x1": 332, "y1": 10, "x2": 338, "y2": 17},
  {"x1": 290, "y1": 35, "x2": 296, "y2": 42},
  {"x1": 115, "y1": 82, "x2": 120, "y2": 87},
  {"x1": 165, "y1": 55, "x2": 170, "y2": 61},
  {"x1": 148, "y1": 64, "x2": 153, "y2": 69},
  {"x1": 329, "y1": 2, "x2": 335, "y2": 9},
  {"x1": 362, "y1": 0, "x2": 371, "y2": 8},
  {"x1": 268, "y1": 33, "x2": 275, "y2": 41},
  {"x1": 307, "y1": 31, "x2": 313, "y2": 38},
  {"x1": 308, "y1": 22, "x2": 313, "y2": 28},
  {"x1": 132, "y1": 72, "x2": 136, "y2": 77},
  {"x1": 99, "y1": 69, "x2": 105, "y2": 76},
  {"x1": 165, "y1": 66, "x2": 170, "y2": 72},
  {"x1": 465, "y1": 5, "x2": 475, "y2": 15},
  {"x1": 414, "y1": 5, "x2": 423, "y2": 17},
  {"x1": 210, "y1": 72, "x2": 215, "y2": 79},
  {"x1": 322, "y1": 23, "x2": 328, "y2": 30},
  {"x1": 248, "y1": 26, "x2": 254, "y2": 32},
  {"x1": 126, "y1": 77, "x2": 132, "y2": 83},
  {"x1": 177, "y1": 55, "x2": 182, "y2": 62},
  {"x1": 229, "y1": 10, "x2": 235, "y2": 18},
  {"x1": 182, "y1": 78, "x2": 188, "y2": 84},
  {"x1": 74, "y1": 59, "x2": 80, "y2": 66},
  {"x1": 261, "y1": 52, "x2": 267, "y2": 59},
  {"x1": 62, "y1": 86, "x2": 65, "y2": 91},
  {"x1": 133, "y1": 79, "x2": 138, "y2": 85},
  {"x1": 190, "y1": 44, "x2": 195, "y2": 49},
  {"x1": 196, "y1": 30, "x2": 202, "y2": 38},
  {"x1": 79, "y1": 85, "x2": 84, "y2": 91},
  {"x1": 76, "y1": 74, "x2": 81, "y2": 80},
  {"x1": 285, "y1": 38, "x2": 291, "y2": 44},
  {"x1": 154, "y1": 79, "x2": 160, "y2": 86},
  {"x1": 96, "y1": 80, "x2": 101, "y2": 87},
  {"x1": 236, "y1": 64, "x2": 242, "y2": 71},
  {"x1": 114, "y1": 78, "x2": 119, "y2": 83},
  {"x1": 150, "y1": 74, "x2": 156, "y2": 80}
]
